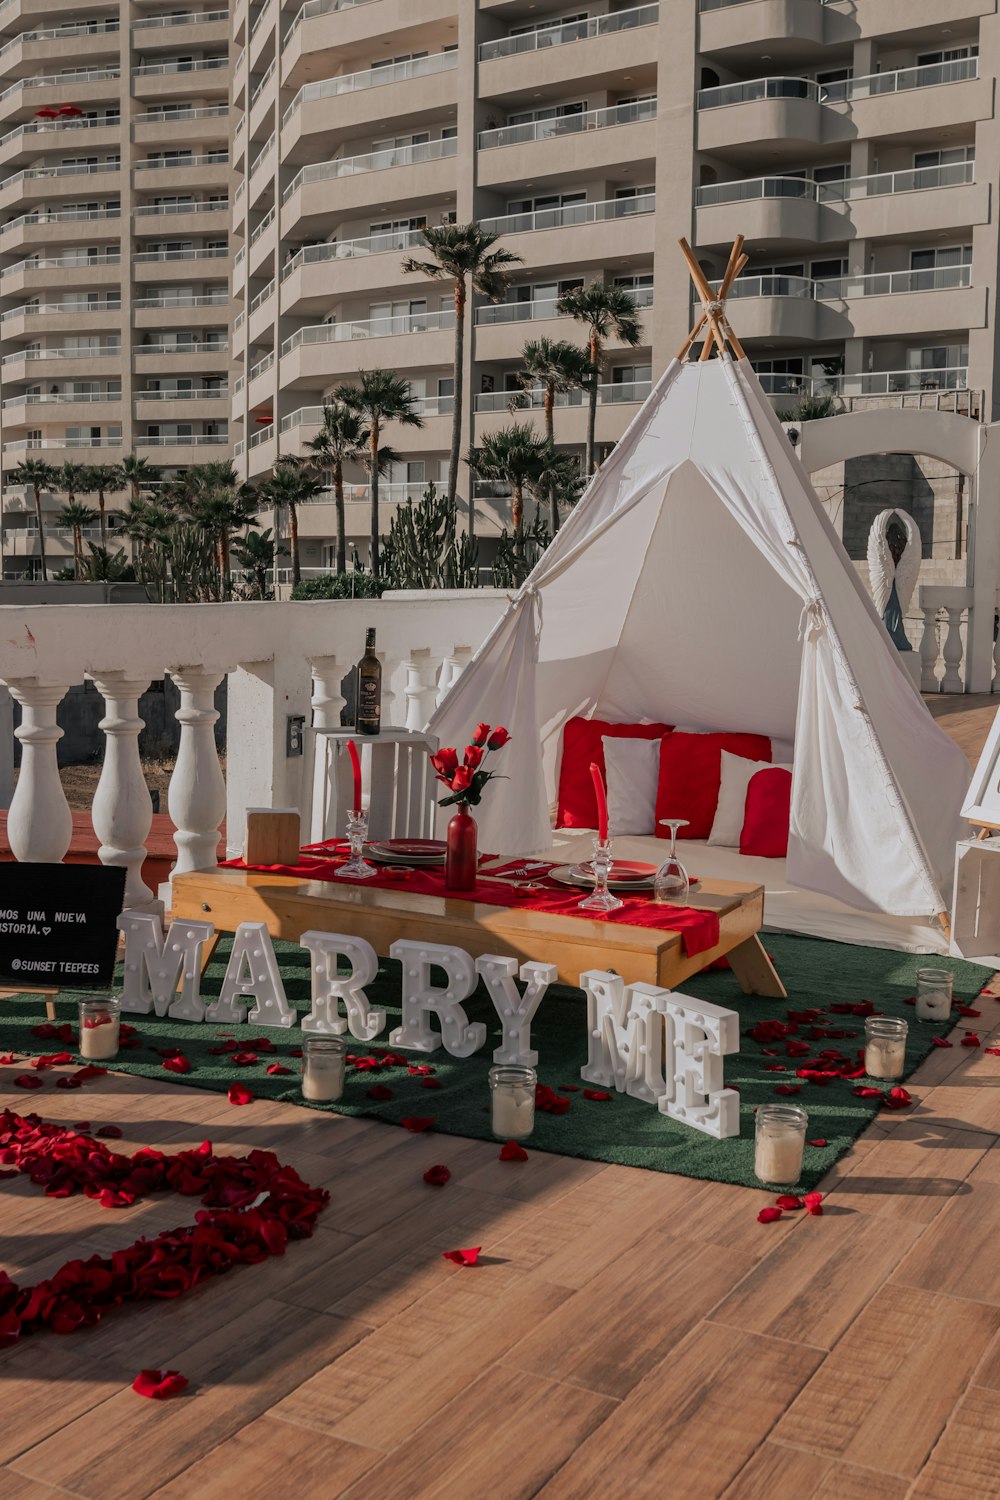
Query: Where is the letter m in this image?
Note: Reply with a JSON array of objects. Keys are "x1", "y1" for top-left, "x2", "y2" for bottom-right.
[{"x1": 579, "y1": 969, "x2": 667, "y2": 1104}]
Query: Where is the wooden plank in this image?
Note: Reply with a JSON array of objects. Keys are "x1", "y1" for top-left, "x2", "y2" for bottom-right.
[
  {"x1": 813, "y1": 1121, "x2": 991, "y2": 1225},
  {"x1": 537, "y1": 1322, "x2": 822, "y2": 1500},
  {"x1": 772, "y1": 1282, "x2": 1000, "y2": 1478},
  {"x1": 891, "y1": 1169, "x2": 1000, "y2": 1305},
  {"x1": 908, "y1": 1385, "x2": 1000, "y2": 1500},
  {"x1": 721, "y1": 1444, "x2": 910, "y2": 1500},
  {"x1": 147, "y1": 1415, "x2": 379, "y2": 1499},
  {"x1": 728, "y1": 933, "x2": 787, "y2": 999}
]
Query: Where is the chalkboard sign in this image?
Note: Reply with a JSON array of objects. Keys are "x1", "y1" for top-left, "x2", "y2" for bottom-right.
[{"x1": 0, "y1": 863, "x2": 127, "y2": 989}]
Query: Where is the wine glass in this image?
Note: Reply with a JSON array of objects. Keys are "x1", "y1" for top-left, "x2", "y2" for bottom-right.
[{"x1": 654, "y1": 819, "x2": 690, "y2": 903}]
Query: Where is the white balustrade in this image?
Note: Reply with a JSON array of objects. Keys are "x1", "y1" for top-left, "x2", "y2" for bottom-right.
[
  {"x1": 167, "y1": 668, "x2": 228, "y2": 876},
  {"x1": 88, "y1": 673, "x2": 158, "y2": 912},
  {"x1": 918, "y1": 587, "x2": 972, "y2": 694},
  {"x1": 310, "y1": 655, "x2": 346, "y2": 730},
  {"x1": 404, "y1": 649, "x2": 438, "y2": 732},
  {"x1": 7, "y1": 680, "x2": 72, "y2": 862},
  {"x1": 437, "y1": 644, "x2": 473, "y2": 705}
]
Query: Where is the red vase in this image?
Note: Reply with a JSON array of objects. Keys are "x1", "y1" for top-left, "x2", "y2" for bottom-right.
[{"x1": 445, "y1": 803, "x2": 478, "y2": 891}]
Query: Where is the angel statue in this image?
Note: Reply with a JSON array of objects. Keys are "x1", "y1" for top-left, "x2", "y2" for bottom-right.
[{"x1": 866, "y1": 507, "x2": 921, "y2": 652}]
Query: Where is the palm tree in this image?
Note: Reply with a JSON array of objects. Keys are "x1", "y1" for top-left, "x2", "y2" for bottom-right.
[
  {"x1": 189, "y1": 484, "x2": 260, "y2": 597},
  {"x1": 58, "y1": 460, "x2": 89, "y2": 511},
  {"x1": 10, "y1": 458, "x2": 58, "y2": 580},
  {"x1": 232, "y1": 527, "x2": 274, "y2": 599},
  {"x1": 528, "y1": 448, "x2": 585, "y2": 521},
  {"x1": 119, "y1": 452, "x2": 161, "y2": 504},
  {"x1": 337, "y1": 371, "x2": 424, "y2": 575},
  {"x1": 57, "y1": 501, "x2": 98, "y2": 578},
  {"x1": 466, "y1": 423, "x2": 549, "y2": 537},
  {"x1": 515, "y1": 338, "x2": 593, "y2": 532},
  {"x1": 83, "y1": 462, "x2": 122, "y2": 550},
  {"x1": 401, "y1": 222, "x2": 522, "y2": 526},
  {"x1": 258, "y1": 458, "x2": 324, "y2": 587},
  {"x1": 302, "y1": 399, "x2": 370, "y2": 575},
  {"x1": 556, "y1": 281, "x2": 643, "y2": 476}
]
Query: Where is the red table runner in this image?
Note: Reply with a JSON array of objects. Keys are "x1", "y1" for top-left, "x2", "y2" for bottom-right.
[{"x1": 219, "y1": 850, "x2": 721, "y2": 958}]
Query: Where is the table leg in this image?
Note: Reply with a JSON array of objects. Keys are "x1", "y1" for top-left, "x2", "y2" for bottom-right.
[{"x1": 726, "y1": 934, "x2": 787, "y2": 999}]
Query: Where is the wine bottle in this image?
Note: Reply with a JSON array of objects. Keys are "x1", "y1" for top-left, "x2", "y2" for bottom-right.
[{"x1": 356, "y1": 626, "x2": 382, "y2": 735}]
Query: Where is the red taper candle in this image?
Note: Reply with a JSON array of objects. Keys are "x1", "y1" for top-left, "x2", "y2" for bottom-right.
[
  {"x1": 347, "y1": 739, "x2": 362, "y2": 813},
  {"x1": 590, "y1": 761, "x2": 609, "y2": 842}
]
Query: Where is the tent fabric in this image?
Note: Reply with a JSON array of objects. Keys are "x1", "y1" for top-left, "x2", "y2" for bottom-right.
[{"x1": 429, "y1": 356, "x2": 970, "y2": 927}]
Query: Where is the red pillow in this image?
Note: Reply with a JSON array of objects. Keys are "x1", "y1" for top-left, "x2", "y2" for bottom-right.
[
  {"x1": 655, "y1": 731, "x2": 772, "y2": 840},
  {"x1": 556, "y1": 717, "x2": 671, "y2": 828},
  {"x1": 740, "y1": 767, "x2": 792, "y2": 858}
]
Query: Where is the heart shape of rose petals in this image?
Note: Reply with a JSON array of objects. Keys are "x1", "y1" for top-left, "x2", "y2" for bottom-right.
[
  {"x1": 132, "y1": 1369, "x2": 189, "y2": 1401},
  {"x1": 423, "y1": 1164, "x2": 451, "y2": 1187},
  {"x1": 442, "y1": 1246, "x2": 480, "y2": 1267},
  {"x1": 498, "y1": 1140, "x2": 528, "y2": 1162},
  {"x1": 400, "y1": 1117, "x2": 435, "y2": 1133},
  {"x1": 227, "y1": 1084, "x2": 254, "y2": 1106}
]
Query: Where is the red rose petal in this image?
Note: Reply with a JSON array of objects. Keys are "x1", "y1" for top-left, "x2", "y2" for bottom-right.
[
  {"x1": 961, "y1": 1034, "x2": 981, "y2": 1049},
  {"x1": 400, "y1": 1117, "x2": 435, "y2": 1133},
  {"x1": 773, "y1": 1084, "x2": 802, "y2": 1096},
  {"x1": 56, "y1": 1076, "x2": 83, "y2": 1090},
  {"x1": 583, "y1": 1089, "x2": 612, "y2": 1101},
  {"x1": 96, "y1": 1124, "x2": 123, "y2": 1139},
  {"x1": 807, "y1": 1139, "x2": 828, "y2": 1147},
  {"x1": 423, "y1": 1164, "x2": 451, "y2": 1187},
  {"x1": 764, "y1": 1064, "x2": 788, "y2": 1072},
  {"x1": 266, "y1": 1063, "x2": 291, "y2": 1076},
  {"x1": 879, "y1": 1086, "x2": 913, "y2": 1111},
  {"x1": 776, "y1": 1194, "x2": 804, "y2": 1211},
  {"x1": 132, "y1": 1369, "x2": 189, "y2": 1401},
  {"x1": 0, "y1": 1053, "x2": 15, "y2": 1065},
  {"x1": 420, "y1": 1078, "x2": 443, "y2": 1090},
  {"x1": 931, "y1": 1037, "x2": 954, "y2": 1049},
  {"x1": 162, "y1": 1057, "x2": 191, "y2": 1075},
  {"x1": 853, "y1": 1085, "x2": 883, "y2": 1099},
  {"x1": 13, "y1": 1075, "x2": 43, "y2": 1089},
  {"x1": 227, "y1": 1083, "x2": 254, "y2": 1106},
  {"x1": 558, "y1": 1084, "x2": 581, "y2": 1092},
  {"x1": 231, "y1": 1051, "x2": 258, "y2": 1066},
  {"x1": 73, "y1": 1122, "x2": 92, "y2": 1134},
  {"x1": 442, "y1": 1246, "x2": 480, "y2": 1267},
  {"x1": 984, "y1": 1047, "x2": 1000, "y2": 1057},
  {"x1": 803, "y1": 1192, "x2": 824, "y2": 1216},
  {"x1": 367, "y1": 1084, "x2": 393, "y2": 1101},
  {"x1": 74, "y1": 1066, "x2": 107, "y2": 1083},
  {"x1": 956, "y1": 1005, "x2": 981, "y2": 1017},
  {"x1": 757, "y1": 1207, "x2": 783, "y2": 1224},
  {"x1": 499, "y1": 1140, "x2": 528, "y2": 1162}
]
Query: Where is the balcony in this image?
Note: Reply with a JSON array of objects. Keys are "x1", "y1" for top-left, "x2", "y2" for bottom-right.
[
  {"x1": 280, "y1": 228, "x2": 430, "y2": 310},
  {"x1": 0, "y1": 208, "x2": 121, "y2": 250},
  {"x1": 133, "y1": 200, "x2": 230, "y2": 236},
  {"x1": 279, "y1": 310, "x2": 455, "y2": 386},
  {"x1": 697, "y1": 0, "x2": 839, "y2": 66},
  {"x1": 132, "y1": 9, "x2": 230, "y2": 30},
  {"x1": 474, "y1": 379, "x2": 650, "y2": 445},
  {"x1": 280, "y1": 136, "x2": 457, "y2": 226},
  {"x1": 282, "y1": 49, "x2": 458, "y2": 130},
  {"x1": 477, "y1": 101, "x2": 657, "y2": 191},
  {"x1": 480, "y1": 5, "x2": 657, "y2": 61},
  {"x1": 481, "y1": 193, "x2": 656, "y2": 274},
  {"x1": 476, "y1": 291, "x2": 652, "y2": 360},
  {"x1": 2, "y1": 435, "x2": 123, "y2": 453},
  {"x1": 479, "y1": 98, "x2": 656, "y2": 150}
]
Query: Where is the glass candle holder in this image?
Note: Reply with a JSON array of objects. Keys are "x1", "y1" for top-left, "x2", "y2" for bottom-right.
[
  {"x1": 754, "y1": 1103, "x2": 808, "y2": 1188},
  {"x1": 578, "y1": 838, "x2": 623, "y2": 913},
  {"x1": 489, "y1": 1064, "x2": 537, "y2": 1140},
  {"x1": 335, "y1": 807, "x2": 378, "y2": 880},
  {"x1": 78, "y1": 998, "x2": 121, "y2": 1061},
  {"x1": 865, "y1": 1016, "x2": 908, "y2": 1080},
  {"x1": 301, "y1": 1036, "x2": 346, "y2": 1103},
  {"x1": 915, "y1": 967, "x2": 953, "y2": 1022}
]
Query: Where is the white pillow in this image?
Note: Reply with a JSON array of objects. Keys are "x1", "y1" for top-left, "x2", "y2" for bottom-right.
[
  {"x1": 709, "y1": 750, "x2": 793, "y2": 847},
  {"x1": 602, "y1": 736, "x2": 662, "y2": 835}
]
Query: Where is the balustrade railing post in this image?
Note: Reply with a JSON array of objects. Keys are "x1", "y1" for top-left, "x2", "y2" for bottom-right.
[
  {"x1": 919, "y1": 607, "x2": 941, "y2": 691},
  {"x1": 88, "y1": 673, "x2": 158, "y2": 912},
  {"x1": 167, "y1": 667, "x2": 226, "y2": 876},
  {"x1": 437, "y1": 644, "x2": 473, "y2": 706},
  {"x1": 310, "y1": 655, "x2": 346, "y2": 730},
  {"x1": 6, "y1": 679, "x2": 73, "y2": 861},
  {"x1": 403, "y1": 648, "x2": 438, "y2": 730},
  {"x1": 941, "y1": 607, "x2": 966, "y2": 693}
]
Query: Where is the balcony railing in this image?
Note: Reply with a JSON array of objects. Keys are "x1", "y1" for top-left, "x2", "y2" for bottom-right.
[
  {"x1": 133, "y1": 246, "x2": 228, "y2": 263},
  {"x1": 479, "y1": 98, "x2": 656, "y2": 150},
  {"x1": 713, "y1": 265, "x2": 973, "y2": 301},
  {"x1": 248, "y1": 349, "x2": 275, "y2": 380},
  {"x1": 759, "y1": 366, "x2": 968, "y2": 397},
  {"x1": 2, "y1": 391, "x2": 121, "y2": 408},
  {"x1": 0, "y1": 207, "x2": 121, "y2": 235},
  {"x1": 249, "y1": 133, "x2": 274, "y2": 176},
  {"x1": 141, "y1": 434, "x2": 230, "y2": 446},
  {"x1": 282, "y1": 136, "x2": 457, "y2": 203},
  {"x1": 133, "y1": 9, "x2": 229, "y2": 29},
  {"x1": 0, "y1": 117, "x2": 120, "y2": 151},
  {"x1": 482, "y1": 192, "x2": 655, "y2": 237},
  {"x1": 480, "y1": 4, "x2": 657, "y2": 60},
  {"x1": 281, "y1": 308, "x2": 455, "y2": 355},
  {"x1": 249, "y1": 58, "x2": 275, "y2": 109},
  {"x1": 283, "y1": 51, "x2": 457, "y2": 127},
  {"x1": 0, "y1": 162, "x2": 120, "y2": 192},
  {"x1": 133, "y1": 292, "x2": 229, "y2": 308},
  {"x1": 248, "y1": 422, "x2": 273, "y2": 448},
  {"x1": 249, "y1": 278, "x2": 275, "y2": 313},
  {"x1": 824, "y1": 56, "x2": 980, "y2": 101},
  {"x1": 696, "y1": 159, "x2": 974, "y2": 206},
  {"x1": 137, "y1": 388, "x2": 229, "y2": 400},
  {"x1": 281, "y1": 393, "x2": 453, "y2": 434},
  {"x1": 699, "y1": 77, "x2": 822, "y2": 110},
  {"x1": 0, "y1": 69, "x2": 121, "y2": 106},
  {"x1": 249, "y1": 204, "x2": 275, "y2": 243},
  {"x1": 281, "y1": 227, "x2": 425, "y2": 279},
  {"x1": 3, "y1": 436, "x2": 123, "y2": 451},
  {"x1": 132, "y1": 56, "x2": 228, "y2": 77},
  {"x1": 134, "y1": 105, "x2": 229, "y2": 123},
  {"x1": 0, "y1": 18, "x2": 119, "y2": 56},
  {"x1": 0, "y1": 302, "x2": 121, "y2": 320},
  {"x1": 135, "y1": 339, "x2": 228, "y2": 354},
  {"x1": 137, "y1": 153, "x2": 229, "y2": 171},
  {"x1": 284, "y1": 0, "x2": 376, "y2": 47},
  {"x1": 476, "y1": 288, "x2": 653, "y2": 326},
  {"x1": 134, "y1": 199, "x2": 229, "y2": 216},
  {"x1": 1, "y1": 251, "x2": 120, "y2": 278},
  {"x1": 0, "y1": 345, "x2": 121, "y2": 366},
  {"x1": 474, "y1": 379, "x2": 650, "y2": 411}
]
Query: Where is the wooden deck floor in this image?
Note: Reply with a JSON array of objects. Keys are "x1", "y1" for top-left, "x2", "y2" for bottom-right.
[{"x1": 1, "y1": 695, "x2": 1000, "y2": 1499}]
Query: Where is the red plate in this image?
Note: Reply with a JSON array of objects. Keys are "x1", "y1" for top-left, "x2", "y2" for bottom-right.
[{"x1": 371, "y1": 839, "x2": 446, "y2": 856}]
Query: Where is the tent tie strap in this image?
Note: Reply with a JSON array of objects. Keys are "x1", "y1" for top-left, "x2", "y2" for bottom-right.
[{"x1": 798, "y1": 599, "x2": 826, "y2": 643}]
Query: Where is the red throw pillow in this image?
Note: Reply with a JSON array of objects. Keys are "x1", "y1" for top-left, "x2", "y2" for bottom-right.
[
  {"x1": 740, "y1": 767, "x2": 792, "y2": 858},
  {"x1": 655, "y1": 731, "x2": 772, "y2": 840},
  {"x1": 556, "y1": 718, "x2": 671, "y2": 828}
]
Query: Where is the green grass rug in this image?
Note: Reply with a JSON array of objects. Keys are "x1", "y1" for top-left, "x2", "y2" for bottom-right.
[{"x1": 0, "y1": 934, "x2": 993, "y2": 1191}]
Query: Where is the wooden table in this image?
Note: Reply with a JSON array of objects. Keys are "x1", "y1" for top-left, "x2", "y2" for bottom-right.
[{"x1": 171, "y1": 867, "x2": 786, "y2": 997}]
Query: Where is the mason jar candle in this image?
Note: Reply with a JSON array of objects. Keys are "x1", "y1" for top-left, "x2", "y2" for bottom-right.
[
  {"x1": 78, "y1": 998, "x2": 121, "y2": 1060},
  {"x1": 489, "y1": 1064, "x2": 536, "y2": 1140},
  {"x1": 865, "y1": 1016, "x2": 908, "y2": 1080},
  {"x1": 754, "y1": 1103, "x2": 808, "y2": 1187},
  {"x1": 916, "y1": 967, "x2": 953, "y2": 1022},
  {"x1": 301, "y1": 1036, "x2": 346, "y2": 1103}
]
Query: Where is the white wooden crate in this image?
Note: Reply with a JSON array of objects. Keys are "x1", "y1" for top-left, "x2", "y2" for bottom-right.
[
  {"x1": 951, "y1": 835, "x2": 1000, "y2": 960},
  {"x1": 304, "y1": 726, "x2": 439, "y2": 843}
]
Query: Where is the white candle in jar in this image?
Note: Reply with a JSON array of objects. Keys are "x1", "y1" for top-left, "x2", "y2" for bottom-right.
[
  {"x1": 80, "y1": 1016, "x2": 119, "y2": 1060},
  {"x1": 302, "y1": 1059, "x2": 344, "y2": 1102},
  {"x1": 915, "y1": 989, "x2": 951, "y2": 1021},
  {"x1": 754, "y1": 1125, "x2": 805, "y2": 1186},
  {"x1": 492, "y1": 1083, "x2": 535, "y2": 1140},
  {"x1": 865, "y1": 1036, "x2": 906, "y2": 1080}
]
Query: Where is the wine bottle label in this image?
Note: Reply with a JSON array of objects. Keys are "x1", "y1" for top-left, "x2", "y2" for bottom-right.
[{"x1": 358, "y1": 673, "x2": 381, "y2": 726}]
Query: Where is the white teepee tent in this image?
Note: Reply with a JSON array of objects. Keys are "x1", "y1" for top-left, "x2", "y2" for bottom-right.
[{"x1": 430, "y1": 240, "x2": 970, "y2": 927}]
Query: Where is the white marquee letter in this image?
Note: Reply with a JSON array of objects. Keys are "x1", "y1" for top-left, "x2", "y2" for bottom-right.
[
  {"x1": 205, "y1": 921, "x2": 294, "y2": 1027},
  {"x1": 659, "y1": 992, "x2": 739, "y2": 1140},
  {"x1": 579, "y1": 970, "x2": 667, "y2": 1103},
  {"x1": 476, "y1": 954, "x2": 556, "y2": 1067},
  {"x1": 117, "y1": 910, "x2": 214, "y2": 1020},
  {"x1": 388, "y1": 939, "x2": 485, "y2": 1056},
  {"x1": 299, "y1": 929, "x2": 385, "y2": 1041}
]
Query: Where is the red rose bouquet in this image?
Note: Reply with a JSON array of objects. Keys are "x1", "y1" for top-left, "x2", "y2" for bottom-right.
[{"x1": 430, "y1": 722, "x2": 511, "y2": 808}]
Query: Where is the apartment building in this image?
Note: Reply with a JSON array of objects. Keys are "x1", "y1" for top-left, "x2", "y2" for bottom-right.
[{"x1": 0, "y1": 0, "x2": 232, "y2": 578}]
